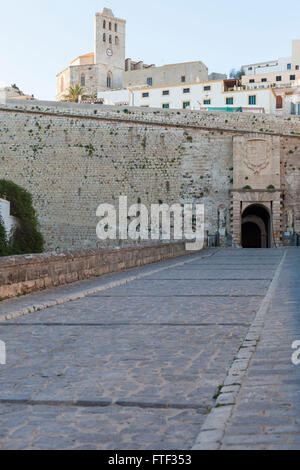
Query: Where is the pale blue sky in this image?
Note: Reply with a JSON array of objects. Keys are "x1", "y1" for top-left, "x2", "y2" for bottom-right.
[{"x1": 0, "y1": 0, "x2": 299, "y2": 100}]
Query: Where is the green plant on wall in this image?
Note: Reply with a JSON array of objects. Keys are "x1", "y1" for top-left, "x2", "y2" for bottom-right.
[{"x1": 0, "y1": 180, "x2": 44, "y2": 256}]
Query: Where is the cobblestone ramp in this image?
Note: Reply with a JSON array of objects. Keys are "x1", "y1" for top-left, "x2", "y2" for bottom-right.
[
  {"x1": 220, "y1": 249, "x2": 300, "y2": 450},
  {"x1": 0, "y1": 249, "x2": 285, "y2": 450}
]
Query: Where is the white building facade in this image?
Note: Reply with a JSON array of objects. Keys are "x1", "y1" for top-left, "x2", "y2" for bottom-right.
[
  {"x1": 242, "y1": 56, "x2": 292, "y2": 76},
  {"x1": 98, "y1": 79, "x2": 276, "y2": 114},
  {"x1": 241, "y1": 40, "x2": 300, "y2": 115},
  {"x1": 0, "y1": 199, "x2": 18, "y2": 241},
  {"x1": 242, "y1": 41, "x2": 300, "y2": 78}
]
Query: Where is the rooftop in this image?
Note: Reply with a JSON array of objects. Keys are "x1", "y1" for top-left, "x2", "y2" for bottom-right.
[
  {"x1": 100, "y1": 8, "x2": 114, "y2": 17},
  {"x1": 70, "y1": 52, "x2": 94, "y2": 66}
]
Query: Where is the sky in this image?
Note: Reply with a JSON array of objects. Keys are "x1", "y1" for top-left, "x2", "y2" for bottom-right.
[{"x1": 0, "y1": 0, "x2": 299, "y2": 100}]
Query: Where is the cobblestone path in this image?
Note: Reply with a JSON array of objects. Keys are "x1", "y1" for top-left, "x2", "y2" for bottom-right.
[
  {"x1": 220, "y1": 248, "x2": 300, "y2": 450},
  {"x1": 0, "y1": 248, "x2": 297, "y2": 450}
]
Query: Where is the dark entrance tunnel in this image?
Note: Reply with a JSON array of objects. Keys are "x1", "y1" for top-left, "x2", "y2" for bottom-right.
[
  {"x1": 242, "y1": 222, "x2": 262, "y2": 248},
  {"x1": 241, "y1": 204, "x2": 271, "y2": 248}
]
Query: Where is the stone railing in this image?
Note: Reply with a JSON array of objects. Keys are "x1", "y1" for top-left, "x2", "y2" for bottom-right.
[{"x1": 0, "y1": 242, "x2": 196, "y2": 300}]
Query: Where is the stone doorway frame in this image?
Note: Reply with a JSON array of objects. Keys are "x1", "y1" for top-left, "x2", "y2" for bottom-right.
[{"x1": 230, "y1": 189, "x2": 283, "y2": 248}]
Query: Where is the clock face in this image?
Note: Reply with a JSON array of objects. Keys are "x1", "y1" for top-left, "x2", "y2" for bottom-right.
[{"x1": 106, "y1": 49, "x2": 113, "y2": 57}]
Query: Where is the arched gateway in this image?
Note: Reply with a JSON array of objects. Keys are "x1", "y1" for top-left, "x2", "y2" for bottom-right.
[
  {"x1": 231, "y1": 135, "x2": 282, "y2": 248},
  {"x1": 241, "y1": 204, "x2": 271, "y2": 248}
]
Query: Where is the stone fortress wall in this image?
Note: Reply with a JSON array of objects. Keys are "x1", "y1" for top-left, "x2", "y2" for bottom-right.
[{"x1": 0, "y1": 100, "x2": 299, "y2": 251}]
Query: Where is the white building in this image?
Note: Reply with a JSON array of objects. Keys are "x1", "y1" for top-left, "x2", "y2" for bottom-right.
[
  {"x1": 0, "y1": 199, "x2": 18, "y2": 240},
  {"x1": 242, "y1": 40, "x2": 300, "y2": 77},
  {"x1": 98, "y1": 79, "x2": 276, "y2": 114},
  {"x1": 241, "y1": 41, "x2": 300, "y2": 115},
  {"x1": 242, "y1": 56, "x2": 292, "y2": 76}
]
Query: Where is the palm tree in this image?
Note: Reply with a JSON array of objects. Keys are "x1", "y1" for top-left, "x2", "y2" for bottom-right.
[{"x1": 64, "y1": 84, "x2": 86, "y2": 103}]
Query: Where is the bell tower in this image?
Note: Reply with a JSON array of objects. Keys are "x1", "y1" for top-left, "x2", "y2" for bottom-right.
[{"x1": 94, "y1": 8, "x2": 126, "y2": 90}]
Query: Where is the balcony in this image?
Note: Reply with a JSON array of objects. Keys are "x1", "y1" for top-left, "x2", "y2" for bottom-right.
[
  {"x1": 223, "y1": 79, "x2": 241, "y2": 92},
  {"x1": 245, "y1": 81, "x2": 300, "y2": 91}
]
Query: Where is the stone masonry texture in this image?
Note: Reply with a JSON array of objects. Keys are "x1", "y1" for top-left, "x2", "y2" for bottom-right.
[
  {"x1": 0, "y1": 101, "x2": 299, "y2": 251},
  {"x1": 0, "y1": 247, "x2": 298, "y2": 450},
  {"x1": 0, "y1": 242, "x2": 191, "y2": 300}
]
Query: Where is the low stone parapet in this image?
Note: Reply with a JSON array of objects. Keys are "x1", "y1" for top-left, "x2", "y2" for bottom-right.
[{"x1": 0, "y1": 242, "x2": 194, "y2": 300}]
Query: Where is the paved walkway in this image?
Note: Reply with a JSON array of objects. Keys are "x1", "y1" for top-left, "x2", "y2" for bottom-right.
[
  {"x1": 0, "y1": 248, "x2": 298, "y2": 450},
  {"x1": 220, "y1": 248, "x2": 300, "y2": 450}
]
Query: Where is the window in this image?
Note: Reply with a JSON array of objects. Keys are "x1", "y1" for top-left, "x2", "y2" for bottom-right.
[
  {"x1": 109, "y1": 35, "x2": 112, "y2": 44},
  {"x1": 276, "y1": 76, "x2": 282, "y2": 81},
  {"x1": 296, "y1": 66, "x2": 299, "y2": 70},
  {"x1": 107, "y1": 72, "x2": 112, "y2": 88},
  {"x1": 204, "y1": 86, "x2": 211, "y2": 91},
  {"x1": 162, "y1": 90, "x2": 169, "y2": 96},
  {"x1": 109, "y1": 22, "x2": 112, "y2": 30},
  {"x1": 249, "y1": 79, "x2": 255, "y2": 83},
  {"x1": 183, "y1": 101, "x2": 190, "y2": 109},
  {"x1": 203, "y1": 99, "x2": 211, "y2": 105},
  {"x1": 226, "y1": 97, "x2": 233, "y2": 105},
  {"x1": 287, "y1": 63, "x2": 292, "y2": 70},
  {"x1": 248, "y1": 67, "x2": 253, "y2": 71},
  {"x1": 183, "y1": 88, "x2": 190, "y2": 94},
  {"x1": 181, "y1": 76, "x2": 186, "y2": 83},
  {"x1": 142, "y1": 92, "x2": 149, "y2": 98},
  {"x1": 290, "y1": 75, "x2": 296, "y2": 81},
  {"x1": 80, "y1": 74, "x2": 86, "y2": 86},
  {"x1": 261, "y1": 78, "x2": 267, "y2": 82},
  {"x1": 147, "y1": 77, "x2": 152, "y2": 86},
  {"x1": 162, "y1": 103, "x2": 169, "y2": 109},
  {"x1": 103, "y1": 33, "x2": 106, "y2": 42},
  {"x1": 115, "y1": 23, "x2": 117, "y2": 32},
  {"x1": 115, "y1": 36, "x2": 119, "y2": 45},
  {"x1": 249, "y1": 95, "x2": 256, "y2": 105},
  {"x1": 103, "y1": 20, "x2": 106, "y2": 29}
]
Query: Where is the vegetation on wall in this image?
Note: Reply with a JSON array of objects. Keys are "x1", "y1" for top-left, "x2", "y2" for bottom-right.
[{"x1": 0, "y1": 180, "x2": 44, "y2": 256}]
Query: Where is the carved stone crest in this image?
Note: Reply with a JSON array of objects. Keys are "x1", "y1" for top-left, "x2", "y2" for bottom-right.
[{"x1": 244, "y1": 139, "x2": 270, "y2": 174}]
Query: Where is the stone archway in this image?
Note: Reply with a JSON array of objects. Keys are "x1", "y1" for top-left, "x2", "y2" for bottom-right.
[
  {"x1": 231, "y1": 190, "x2": 282, "y2": 248},
  {"x1": 241, "y1": 204, "x2": 271, "y2": 248}
]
